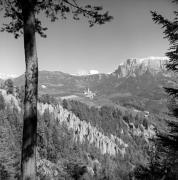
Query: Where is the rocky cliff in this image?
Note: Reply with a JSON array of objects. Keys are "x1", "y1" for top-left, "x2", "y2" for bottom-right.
[
  {"x1": 113, "y1": 57, "x2": 169, "y2": 78},
  {"x1": 38, "y1": 103, "x2": 128, "y2": 157}
]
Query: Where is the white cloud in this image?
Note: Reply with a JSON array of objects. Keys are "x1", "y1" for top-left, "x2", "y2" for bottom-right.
[{"x1": 89, "y1": 70, "x2": 99, "y2": 75}]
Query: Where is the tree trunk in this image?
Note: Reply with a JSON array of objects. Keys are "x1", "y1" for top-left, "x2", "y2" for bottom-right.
[{"x1": 21, "y1": 1, "x2": 38, "y2": 180}]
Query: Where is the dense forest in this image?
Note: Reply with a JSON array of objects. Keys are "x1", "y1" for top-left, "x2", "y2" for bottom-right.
[{"x1": 0, "y1": 80, "x2": 171, "y2": 180}]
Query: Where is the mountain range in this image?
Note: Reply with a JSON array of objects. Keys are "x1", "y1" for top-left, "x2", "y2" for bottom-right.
[{"x1": 12, "y1": 56, "x2": 175, "y2": 114}]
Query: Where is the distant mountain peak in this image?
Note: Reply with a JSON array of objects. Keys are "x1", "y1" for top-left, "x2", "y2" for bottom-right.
[
  {"x1": 113, "y1": 56, "x2": 169, "y2": 78},
  {"x1": 0, "y1": 73, "x2": 18, "y2": 80},
  {"x1": 138, "y1": 56, "x2": 169, "y2": 62}
]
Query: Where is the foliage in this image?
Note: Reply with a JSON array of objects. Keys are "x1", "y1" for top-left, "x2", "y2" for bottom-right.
[
  {"x1": 63, "y1": 99, "x2": 150, "y2": 136},
  {"x1": 0, "y1": 163, "x2": 10, "y2": 180},
  {"x1": 132, "y1": 141, "x2": 177, "y2": 180},
  {"x1": 38, "y1": 94, "x2": 58, "y2": 106},
  {"x1": 151, "y1": 0, "x2": 178, "y2": 168},
  {"x1": 4, "y1": 79, "x2": 14, "y2": 94},
  {"x1": 62, "y1": 99, "x2": 153, "y2": 172},
  {"x1": 0, "y1": 93, "x2": 5, "y2": 110},
  {"x1": 132, "y1": 1, "x2": 178, "y2": 179},
  {"x1": 0, "y1": 108, "x2": 21, "y2": 179},
  {"x1": 151, "y1": 0, "x2": 178, "y2": 118},
  {"x1": 0, "y1": 0, "x2": 113, "y2": 39}
]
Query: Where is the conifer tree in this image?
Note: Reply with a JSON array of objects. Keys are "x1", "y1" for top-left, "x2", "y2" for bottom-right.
[
  {"x1": 151, "y1": 0, "x2": 178, "y2": 178},
  {"x1": 0, "y1": 1, "x2": 113, "y2": 179}
]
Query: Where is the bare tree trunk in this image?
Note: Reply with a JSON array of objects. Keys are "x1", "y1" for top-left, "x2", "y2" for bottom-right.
[{"x1": 21, "y1": 1, "x2": 38, "y2": 180}]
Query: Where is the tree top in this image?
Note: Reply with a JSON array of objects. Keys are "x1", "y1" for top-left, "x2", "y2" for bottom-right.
[{"x1": 0, "y1": 0, "x2": 113, "y2": 38}]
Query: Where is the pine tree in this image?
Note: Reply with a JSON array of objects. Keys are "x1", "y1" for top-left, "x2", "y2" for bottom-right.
[
  {"x1": 0, "y1": 1, "x2": 113, "y2": 179},
  {"x1": 151, "y1": 0, "x2": 178, "y2": 178}
]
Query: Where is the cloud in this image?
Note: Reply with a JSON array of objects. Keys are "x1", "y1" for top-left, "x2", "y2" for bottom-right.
[{"x1": 89, "y1": 70, "x2": 99, "y2": 75}]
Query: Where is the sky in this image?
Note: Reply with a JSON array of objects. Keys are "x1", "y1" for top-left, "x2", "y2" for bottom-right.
[{"x1": 0, "y1": 0, "x2": 176, "y2": 76}]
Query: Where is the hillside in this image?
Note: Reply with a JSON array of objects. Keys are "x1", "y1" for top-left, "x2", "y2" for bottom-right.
[{"x1": 0, "y1": 87, "x2": 167, "y2": 180}]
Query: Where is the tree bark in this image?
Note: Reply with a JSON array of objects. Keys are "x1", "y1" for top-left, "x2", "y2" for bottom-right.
[{"x1": 21, "y1": 1, "x2": 38, "y2": 180}]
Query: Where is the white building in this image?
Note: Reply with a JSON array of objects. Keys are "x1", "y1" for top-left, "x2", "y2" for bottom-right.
[{"x1": 84, "y1": 88, "x2": 96, "y2": 99}]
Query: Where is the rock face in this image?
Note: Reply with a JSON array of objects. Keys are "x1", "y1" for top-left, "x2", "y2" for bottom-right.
[
  {"x1": 113, "y1": 57, "x2": 169, "y2": 78},
  {"x1": 38, "y1": 103, "x2": 128, "y2": 157}
]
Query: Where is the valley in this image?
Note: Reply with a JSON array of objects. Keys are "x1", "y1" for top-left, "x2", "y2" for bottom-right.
[{"x1": 0, "y1": 56, "x2": 173, "y2": 179}]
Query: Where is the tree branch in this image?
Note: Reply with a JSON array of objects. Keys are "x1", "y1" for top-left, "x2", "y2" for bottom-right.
[{"x1": 63, "y1": 0, "x2": 113, "y2": 25}]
